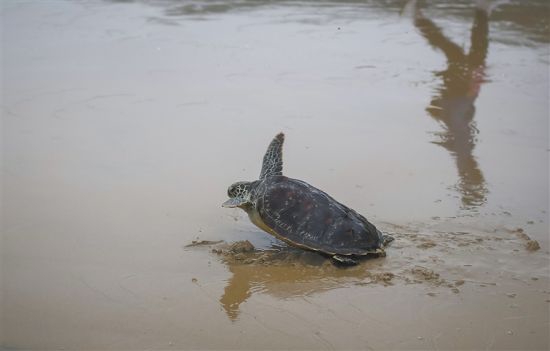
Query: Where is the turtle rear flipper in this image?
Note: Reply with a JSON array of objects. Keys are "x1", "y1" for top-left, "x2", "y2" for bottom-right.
[
  {"x1": 331, "y1": 255, "x2": 358, "y2": 266},
  {"x1": 382, "y1": 234, "x2": 395, "y2": 247},
  {"x1": 375, "y1": 229, "x2": 394, "y2": 247}
]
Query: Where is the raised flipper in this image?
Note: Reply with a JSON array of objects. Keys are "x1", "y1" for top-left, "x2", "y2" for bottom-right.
[{"x1": 259, "y1": 132, "x2": 285, "y2": 180}]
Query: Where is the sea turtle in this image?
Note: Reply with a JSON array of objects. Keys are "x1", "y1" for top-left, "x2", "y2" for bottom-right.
[{"x1": 222, "y1": 133, "x2": 392, "y2": 265}]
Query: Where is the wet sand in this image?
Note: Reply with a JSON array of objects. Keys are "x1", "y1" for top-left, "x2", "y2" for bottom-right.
[{"x1": 2, "y1": 0, "x2": 549, "y2": 349}]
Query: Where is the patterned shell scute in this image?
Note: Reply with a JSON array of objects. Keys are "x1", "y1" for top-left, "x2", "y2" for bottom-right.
[{"x1": 255, "y1": 176, "x2": 383, "y2": 256}]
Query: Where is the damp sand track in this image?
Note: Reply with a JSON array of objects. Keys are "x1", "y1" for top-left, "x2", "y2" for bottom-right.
[{"x1": 2, "y1": 0, "x2": 549, "y2": 350}]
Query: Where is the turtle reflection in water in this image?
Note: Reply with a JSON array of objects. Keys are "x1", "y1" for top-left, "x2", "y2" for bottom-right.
[
  {"x1": 222, "y1": 133, "x2": 392, "y2": 265},
  {"x1": 218, "y1": 245, "x2": 390, "y2": 320}
]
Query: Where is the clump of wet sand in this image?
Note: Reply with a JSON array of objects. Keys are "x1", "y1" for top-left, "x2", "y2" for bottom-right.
[
  {"x1": 410, "y1": 266, "x2": 446, "y2": 286},
  {"x1": 525, "y1": 240, "x2": 541, "y2": 251},
  {"x1": 357, "y1": 272, "x2": 396, "y2": 286},
  {"x1": 211, "y1": 240, "x2": 330, "y2": 266},
  {"x1": 509, "y1": 228, "x2": 541, "y2": 252},
  {"x1": 416, "y1": 240, "x2": 436, "y2": 249},
  {"x1": 411, "y1": 266, "x2": 440, "y2": 280}
]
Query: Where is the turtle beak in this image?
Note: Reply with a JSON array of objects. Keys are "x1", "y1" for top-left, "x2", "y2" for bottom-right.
[{"x1": 222, "y1": 198, "x2": 240, "y2": 208}]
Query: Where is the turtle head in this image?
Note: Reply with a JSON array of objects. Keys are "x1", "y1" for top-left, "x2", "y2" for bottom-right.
[{"x1": 222, "y1": 181, "x2": 253, "y2": 209}]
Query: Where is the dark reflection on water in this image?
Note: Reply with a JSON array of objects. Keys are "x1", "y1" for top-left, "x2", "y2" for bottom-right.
[
  {"x1": 105, "y1": 0, "x2": 549, "y2": 44},
  {"x1": 218, "y1": 248, "x2": 376, "y2": 320},
  {"x1": 412, "y1": 2, "x2": 491, "y2": 208}
]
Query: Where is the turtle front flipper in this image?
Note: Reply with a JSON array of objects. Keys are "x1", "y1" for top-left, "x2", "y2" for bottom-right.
[{"x1": 259, "y1": 132, "x2": 284, "y2": 179}]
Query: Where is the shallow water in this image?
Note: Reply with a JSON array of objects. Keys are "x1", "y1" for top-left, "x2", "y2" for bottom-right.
[{"x1": 1, "y1": 0, "x2": 549, "y2": 349}]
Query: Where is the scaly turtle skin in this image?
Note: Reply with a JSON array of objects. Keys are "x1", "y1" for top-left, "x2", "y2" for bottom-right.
[{"x1": 222, "y1": 133, "x2": 391, "y2": 265}]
